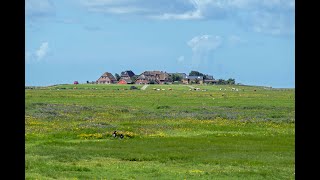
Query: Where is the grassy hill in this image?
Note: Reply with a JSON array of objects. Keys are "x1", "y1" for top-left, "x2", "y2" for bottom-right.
[{"x1": 25, "y1": 84, "x2": 295, "y2": 179}]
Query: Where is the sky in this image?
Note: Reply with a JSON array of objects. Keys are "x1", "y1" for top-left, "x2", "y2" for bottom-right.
[{"x1": 25, "y1": 0, "x2": 295, "y2": 88}]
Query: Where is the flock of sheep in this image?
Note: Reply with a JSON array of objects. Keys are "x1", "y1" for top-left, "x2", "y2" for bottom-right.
[{"x1": 151, "y1": 87, "x2": 247, "y2": 92}]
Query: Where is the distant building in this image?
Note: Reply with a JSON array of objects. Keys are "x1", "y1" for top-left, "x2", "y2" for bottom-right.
[
  {"x1": 120, "y1": 70, "x2": 135, "y2": 80},
  {"x1": 203, "y1": 75, "x2": 218, "y2": 84},
  {"x1": 182, "y1": 76, "x2": 204, "y2": 84},
  {"x1": 135, "y1": 71, "x2": 170, "y2": 84},
  {"x1": 96, "y1": 72, "x2": 116, "y2": 84}
]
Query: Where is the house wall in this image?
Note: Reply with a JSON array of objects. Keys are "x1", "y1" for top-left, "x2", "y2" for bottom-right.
[
  {"x1": 97, "y1": 77, "x2": 113, "y2": 84},
  {"x1": 135, "y1": 79, "x2": 149, "y2": 84}
]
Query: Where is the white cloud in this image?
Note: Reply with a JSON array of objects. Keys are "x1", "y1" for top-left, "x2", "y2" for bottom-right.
[
  {"x1": 26, "y1": 0, "x2": 55, "y2": 19},
  {"x1": 79, "y1": 0, "x2": 294, "y2": 36},
  {"x1": 188, "y1": 35, "x2": 222, "y2": 52},
  {"x1": 187, "y1": 35, "x2": 222, "y2": 68},
  {"x1": 35, "y1": 42, "x2": 49, "y2": 60},
  {"x1": 26, "y1": 42, "x2": 50, "y2": 63}
]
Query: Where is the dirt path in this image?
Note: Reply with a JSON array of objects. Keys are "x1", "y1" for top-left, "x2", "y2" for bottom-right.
[
  {"x1": 141, "y1": 84, "x2": 149, "y2": 90},
  {"x1": 187, "y1": 85, "x2": 195, "y2": 89}
]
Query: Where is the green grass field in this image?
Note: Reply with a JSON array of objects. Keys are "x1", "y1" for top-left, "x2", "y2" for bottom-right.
[{"x1": 25, "y1": 84, "x2": 295, "y2": 179}]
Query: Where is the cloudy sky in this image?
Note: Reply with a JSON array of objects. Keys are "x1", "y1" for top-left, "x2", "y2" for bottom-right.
[{"x1": 26, "y1": 0, "x2": 295, "y2": 88}]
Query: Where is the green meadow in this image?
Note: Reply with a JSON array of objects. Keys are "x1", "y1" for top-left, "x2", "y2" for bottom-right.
[{"x1": 25, "y1": 84, "x2": 295, "y2": 179}]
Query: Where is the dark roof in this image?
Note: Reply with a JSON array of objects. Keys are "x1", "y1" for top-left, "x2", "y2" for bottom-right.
[
  {"x1": 184, "y1": 76, "x2": 204, "y2": 80},
  {"x1": 205, "y1": 75, "x2": 214, "y2": 80},
  {"x1": 121, "y1": 70, "x2": 135, "y2": 77}
]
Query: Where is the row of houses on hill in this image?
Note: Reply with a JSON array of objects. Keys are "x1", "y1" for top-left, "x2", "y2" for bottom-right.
[{"x1": 96, "y1": 70, "x2": 217, "y2": 85}]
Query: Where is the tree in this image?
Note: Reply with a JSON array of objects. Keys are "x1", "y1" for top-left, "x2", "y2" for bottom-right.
[
  {"x1": 227, "y1": 78, "x2": 235, "y2": 85},
  {"x1": 189, "y1": 71, "x2": 204, "y2": 76},
  {"x1": 172, "y1": 74, "x2": 182, "y2": 81},
  {"x1": 218, "y1": 79, "x2": 226, "y2": 85},
  {"x1": 86, "y1": 81, "x2": 89, "y2": 84},
  {"x1": 114, "y1": 73, "x2": 121, "y2": 81}
]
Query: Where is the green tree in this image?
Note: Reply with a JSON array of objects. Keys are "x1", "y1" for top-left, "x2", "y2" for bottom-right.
[
  {"x1": 172, "y1": 74, "x2": 182, "y2": 81},
  {"x1": 189, "y1": 71, "x2": 204, "y2": 76},
  {"x1": 115, "y1": 73, "x2": 121, "y2": 81},
  {"x1": 227, "y1": 78, "x2": 235, "y2": 85},
  {"x1": 218, "y1": 79, "x2": 226, "y2": 85}
]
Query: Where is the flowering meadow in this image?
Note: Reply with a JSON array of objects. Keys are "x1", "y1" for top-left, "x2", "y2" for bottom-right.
[{"x1": 25, "y1": 84, "x2": 294, "y2": 179}]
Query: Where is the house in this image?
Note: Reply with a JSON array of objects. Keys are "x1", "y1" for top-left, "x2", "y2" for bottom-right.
[
  {"x1": 135, "y1": 74, "x2": 150, "y2": 84},
  {"x1": 96, "y1": 72, "x2": 116, "y2": 84},
  {"x1": 203, "y1": 75, "x2": 218, "y2": 84},
  {"x1": 135, "y1": 71, "x2": 170, "y2": 84},
  {"x1": 120, "y1": 70, "x2": 135, "y2": 80},
  {"x1": 182, "y1": 76, "x2": 204, "y2": 84},
  {"x1": 118, "y1": 70, "x2": 135, "y2": 84}
]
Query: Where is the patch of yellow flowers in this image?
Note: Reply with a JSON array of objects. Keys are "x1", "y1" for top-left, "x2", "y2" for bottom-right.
[{"x1": 77, "y1": 133, "x2": 103, "y2": 139}]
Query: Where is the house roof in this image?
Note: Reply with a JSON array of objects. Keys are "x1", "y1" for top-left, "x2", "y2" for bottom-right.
[
  {"x1": 205, "y1": 75, "x2": 214, "y2": 80},
  {"x1": 184, "y1": 76, "x2": 204, "y2": 80},
  {"x1": 121, "y1": 70, "x2": 135, "y2": 77},
  {"x1": 99, "y1": 72, "x2": 116, "y2": 81},
  {"x1": 141, "y1": 71, "x2": 169, "y2": 81}
]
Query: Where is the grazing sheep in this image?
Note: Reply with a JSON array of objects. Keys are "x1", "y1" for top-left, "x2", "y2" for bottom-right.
[
  {"x1": 153, "y1": 88, "x2": 156, "y2": 90},
  {"x1": 231, "y1": 88, "x2": 236, "y2": 91},
  {"x1": 161, "y1": 89, "x2": 165, "y2": 91},
  {"x1": 168, "y1": 88, "x2": 172, "y2": 90},
  {"x1": 156, "y1": 89, "x2": 160, "y2": 91},
  {"x1": 236, "y1": 89, "x2": 239, "y2": 91},
  {"x1": 189, "y1": 89, "x2": 192, "y2": 91},
  {"x1": 112, "y1": 131, "x2": 117, "y2": 138},
  {"x1": 219, "y1": 88, "x2": 222, "y2": 91}
]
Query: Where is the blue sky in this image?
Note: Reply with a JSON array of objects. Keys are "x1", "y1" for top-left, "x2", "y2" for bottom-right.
[{"x1": 26, "y1": 0, "x2": 295, "y2": 88}]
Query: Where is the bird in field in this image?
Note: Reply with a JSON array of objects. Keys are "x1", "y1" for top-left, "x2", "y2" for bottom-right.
[
  {"x1": 120, "y1": 134, "x2": 124, "y2": 139},
  {"x1": 112, "y1": 131, "x2": 117, "y2": 138}
]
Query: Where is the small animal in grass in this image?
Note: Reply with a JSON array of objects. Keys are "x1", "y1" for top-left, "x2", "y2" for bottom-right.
[
  {"x1": 119, "y1": 134, "x2": 124, "y2": 139},
  {"x1": 112, "y1": 131, "x2": 117, "y2": 138}
]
